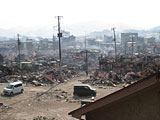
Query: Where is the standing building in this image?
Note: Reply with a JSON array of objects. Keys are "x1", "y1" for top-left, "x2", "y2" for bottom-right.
[
  {"x1": 26, "y1": 39, "x2": 34, "y2": 55},
  {"x1": 121, "y1": 33, "x2": 138, "y2": 55},
  {"x1": 104, "y1": 35, "x2": 113, "y2": 43},
  {"x1": 121, "y1": 33, "x2": 138, "y2": 45}
]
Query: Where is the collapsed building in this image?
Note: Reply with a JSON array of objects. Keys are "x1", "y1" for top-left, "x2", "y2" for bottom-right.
[
  {"x1": 0, "y1": 30, "x2": 160, "y2": 88},
  {"x1": 82, "y1": 54, "x2": 160, "y2": 87}
]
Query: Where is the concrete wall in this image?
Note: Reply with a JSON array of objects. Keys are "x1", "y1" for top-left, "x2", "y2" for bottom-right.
[{"x1": 86, "y1": 83, "x2": 160, "y2": 120}]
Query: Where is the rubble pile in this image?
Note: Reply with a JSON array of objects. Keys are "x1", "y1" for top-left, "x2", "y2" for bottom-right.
[
  {"x1": 0, "y1": 66, "x2": 79, "y2": 86},
  {"x1": 62, "y1": 49, "x2": 99, "y2": 71},
  {"x1": 85, "y1": 71, "x2": 140, "y2": 86},
  {"x1": 0, "y1": 103, "x2": 10, "y2": 113},
  {"x1": 35, "y1": 88, "x2": 87, "y2": 104},
  {"x1": 33, "y1": 116, "x2": 57, "y2": 120},
  {"x1": 35, "y1": 89, "x2": 75, "y2": 103},
  {"x1": 84, "y1": 55, "x2": 160, "y2": 87},
  {"x1": 41, "y1": 89, "x2": 70, "y2": 101},
  {"x1": 141, "y1": 60, "x2": 160, "y2": 77},
  {"x1": 0, "y1": 48, "x2": 101, "y2": 86}
]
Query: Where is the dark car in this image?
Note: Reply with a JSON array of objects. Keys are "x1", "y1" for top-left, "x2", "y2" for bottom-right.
[{"x1": 73, "y1": 84, "x2": 96, "y2": 97}]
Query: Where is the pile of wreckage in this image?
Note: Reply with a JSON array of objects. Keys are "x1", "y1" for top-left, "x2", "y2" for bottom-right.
[
  {"x1": 0, "y1": 53, "x2": 83, "y2": 85},
  {"x1": 62, "y1": 49, "x2": 99, "y2": 71},
  {"x1": 0, "y1": 49, "x2": 100, "y2": 85},
  {"x1": 86, "y1": 71, "x2": 141, "y2": 86},
  {"x1": 0, "y1": 103, "x2": 9, "y2": 113},
  {"x1": 84, "y1": 55, "x2": 160, "y2": 87},
  {"x1": 35, "y1": 89, "x2": 73, "y2": 103},
  {"x1": 0, "y1": 64, "x2": 79, "y2": 86}
]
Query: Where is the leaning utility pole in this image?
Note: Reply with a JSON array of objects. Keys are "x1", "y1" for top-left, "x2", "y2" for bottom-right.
[
  {"x1": 17, "y1": 34, "x2": 21, "y2": 69},
  {"x1": 111, "y1": 28, "x2": 117, "y2": 60},
  {"x1": 56, "y1": 16, "x2": 63, "y2": 76}
]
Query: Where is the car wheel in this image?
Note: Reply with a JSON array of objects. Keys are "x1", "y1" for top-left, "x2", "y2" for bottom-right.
[
  {"x1": 10, "y1": 92, "x2": 13, "y2": 96},
  {"x1": 21, "y1": 89, "x2": 24, "y2": 93}
]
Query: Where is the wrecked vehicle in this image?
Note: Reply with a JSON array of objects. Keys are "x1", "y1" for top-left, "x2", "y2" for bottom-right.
[
  {"x1": 3, "y1": 81, "x2": 24, "y2": 96},
  {"x1": 73, "y1": 84, "x2": 96, "y2": 97}
]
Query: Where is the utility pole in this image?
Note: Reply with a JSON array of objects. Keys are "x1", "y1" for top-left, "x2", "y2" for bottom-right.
[
  {"x1": 56, "y1": 16, "x2": 63, "y2": 76},
  {"x1": 111, "y1": 28, "x2": 117, "y2": 60},
  {"x1": 131, "y1": 35, "x2": 134, "y2": 59},
  {"x1": 85, "y1": 37, "x2": 88, "y2": 76},
  {"x1": 17, "y1": 34, "x2": 21, "y2": 69}
]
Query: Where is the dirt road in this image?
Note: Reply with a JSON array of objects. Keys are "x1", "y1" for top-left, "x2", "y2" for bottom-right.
[{"x1": 0, "y1": 75, "x2": 122, "y2": 120}]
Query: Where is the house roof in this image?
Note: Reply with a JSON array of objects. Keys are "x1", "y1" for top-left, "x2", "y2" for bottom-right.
[{"x1": 69, "y1": 72, "x2": 160, "y2": 119}]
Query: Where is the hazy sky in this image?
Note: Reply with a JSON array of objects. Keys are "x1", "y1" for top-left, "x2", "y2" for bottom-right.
[{"x1": 0, "y1": 0, "x2": 160, "y2": 31}]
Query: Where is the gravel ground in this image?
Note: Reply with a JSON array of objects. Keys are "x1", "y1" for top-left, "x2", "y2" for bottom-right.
[{"x1": 0, "y1": 74, "x2": 122, "y2": 120}]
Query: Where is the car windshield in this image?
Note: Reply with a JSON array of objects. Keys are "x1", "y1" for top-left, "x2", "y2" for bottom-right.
[{"x1": 6, "y1": 84, "x2": 14, "y2": 89}]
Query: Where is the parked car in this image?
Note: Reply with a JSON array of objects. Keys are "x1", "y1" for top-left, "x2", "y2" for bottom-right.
[
  {"x1": 73, "y1": 84, "x2": 96, "y2": 97},
  {"x1": 3, "y1": 81, "x2": 24, "y2": 96}
]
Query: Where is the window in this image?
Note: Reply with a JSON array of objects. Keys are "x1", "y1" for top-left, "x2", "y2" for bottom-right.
[
  {"x1": 6, "y1": 84, "x2": 14, "y2": 89},
  {"x1": 84, "y1": 86, "x2": 89, "y2": 90},
  {"x1": 14, "y1": 84, "x2": 22, "y2": 88}
]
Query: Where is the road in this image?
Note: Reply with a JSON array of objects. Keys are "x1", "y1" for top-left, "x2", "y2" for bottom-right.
[{"x1": 0, "y1": 74, "x2": 122, "y2": 120}]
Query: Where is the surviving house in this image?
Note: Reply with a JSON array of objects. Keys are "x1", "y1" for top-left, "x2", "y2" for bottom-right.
[{"x1": 69, "y1": 73, "x2": 160, "y2": 120}]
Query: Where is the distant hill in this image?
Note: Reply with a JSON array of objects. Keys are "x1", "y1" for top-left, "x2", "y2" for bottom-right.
[
  {"x1": 0, "y1": 27, "x2": 53, "y2": 38},
  {"x1": 0, "y1": 24, "x2": 160, "y2": 38},
  {"x1": 89, "y1": 29, "x2": 112, "y2": 37},
  {"x1": 150, "y1": 26, "x2": 160, "y2": 31}
]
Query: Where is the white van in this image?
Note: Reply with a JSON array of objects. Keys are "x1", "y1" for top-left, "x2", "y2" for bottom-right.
[{"x1": 3, "y1": 81, "x2": 24, "y2": 96}]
